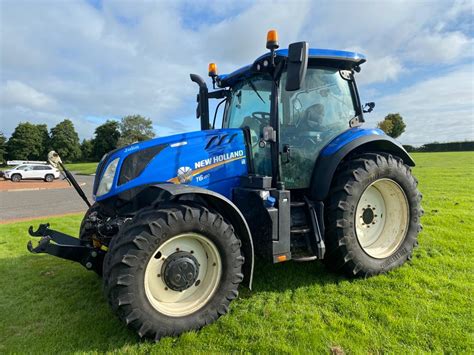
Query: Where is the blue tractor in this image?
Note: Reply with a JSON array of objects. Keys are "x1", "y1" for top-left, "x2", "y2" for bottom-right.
[{"x1": 28, "y1": 30, "x2": 423, "y2": 340}]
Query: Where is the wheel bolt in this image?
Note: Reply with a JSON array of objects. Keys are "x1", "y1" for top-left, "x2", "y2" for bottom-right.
[
  {"x1": 213, "y1": 262, "x2": 216, "y2": 266},
  {"x1": 176, "y1": 248, "x2": 180, "y2": 251},
  {"x1": 190, "y1": 250, "x2": 194, "y2": 254},
  {"x1": 157, "y1": 274, "x2": 161, "y2": 277},
  {"x1": 164, "y1": 287, "x2": 168, "y2": 291}
]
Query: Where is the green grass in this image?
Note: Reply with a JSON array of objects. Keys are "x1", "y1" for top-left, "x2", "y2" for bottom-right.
[
  {"x1": 0, "y1": 152, "x2": 473, "y2": 353},
  {"x1": 66, "y1": 162, "x2": 99, "y2": 175}
]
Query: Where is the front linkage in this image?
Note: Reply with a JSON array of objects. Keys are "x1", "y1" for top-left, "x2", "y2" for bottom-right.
[{"x1": 27, "y1": 223, "x2": 104, "y2": 274}]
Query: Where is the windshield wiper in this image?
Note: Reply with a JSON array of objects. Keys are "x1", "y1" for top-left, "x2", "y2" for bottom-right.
[{"x1": 248, "y1": 80, "x2": 265, "y2": 104}]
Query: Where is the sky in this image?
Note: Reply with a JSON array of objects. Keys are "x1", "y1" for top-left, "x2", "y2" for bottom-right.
[{"x1": 0, "y1": 0, "x2": 473, "y2": 146}]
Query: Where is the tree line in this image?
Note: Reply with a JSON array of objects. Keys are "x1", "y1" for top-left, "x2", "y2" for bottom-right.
[
  {"x1": 403, "y1": 141, "x2": 474, "y2": 152},
  {"x1": 0, "y1": 115, "x2": 155, "y2": 163}
]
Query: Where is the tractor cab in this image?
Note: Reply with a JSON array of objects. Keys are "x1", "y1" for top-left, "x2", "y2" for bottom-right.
[
  {"x1": 195, "y1": 31, "x2": 368, "y2": 192},
  {"x1": 221, "y1": 54, "x2": 364, "y2": 189}
]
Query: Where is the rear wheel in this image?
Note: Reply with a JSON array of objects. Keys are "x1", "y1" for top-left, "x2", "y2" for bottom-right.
[
  {"x1": 44, "y1": 174, "x2": 54, "y2": 182},
  {"x1": 324, "y1": 153, "x2": 423, "y2": 276},
  {"x1": 103, "y1": 203, "x2": 244, "y2": 340},
  {"x1": 11, "y1": 174, "x2": 21, "y2": 182}
]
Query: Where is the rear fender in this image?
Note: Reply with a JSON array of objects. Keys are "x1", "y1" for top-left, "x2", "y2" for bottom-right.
[
  {"x1": 310, "y1": 130, "x2": 415, "y2": 201},
  {"x1": 150, "y1": 183, "x2": 255, "y2": 289}
]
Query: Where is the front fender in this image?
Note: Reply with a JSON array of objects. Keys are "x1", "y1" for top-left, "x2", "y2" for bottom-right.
[
  {"x1": 310, "y1": 128, "x2": 415, "y2": 201},
  {"x1": 152, "y1": 183, "x2": 255, "y2": 289}
]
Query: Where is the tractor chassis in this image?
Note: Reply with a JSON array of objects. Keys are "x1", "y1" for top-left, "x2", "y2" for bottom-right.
[{"x1": 27, "y1": 223, "x2": 104, "y2": 274}]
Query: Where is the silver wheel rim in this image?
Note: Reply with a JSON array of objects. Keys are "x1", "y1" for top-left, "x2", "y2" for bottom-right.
[
  {"x1": 355, "y1": 178, "x2": 409, "y2": 259},
  {"x1": 144, "y1": 233, "x2": 222, "y2": 317}
]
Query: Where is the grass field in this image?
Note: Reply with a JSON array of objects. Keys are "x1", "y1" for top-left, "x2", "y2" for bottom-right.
[
  {"x1": 66, "y1": 162, "x2": 99, "y2": 175},
  {"x1": 0, "y1": 152, "x2": 473, "y2": 353}
]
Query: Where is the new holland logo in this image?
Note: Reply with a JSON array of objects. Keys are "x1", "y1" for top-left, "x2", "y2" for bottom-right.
[
  {"x1": 168, "y1": 150, "x2": 246, "y2": 185},
  {"x1": 177, "y1": 166, "x2": 193, "y2": 183}
]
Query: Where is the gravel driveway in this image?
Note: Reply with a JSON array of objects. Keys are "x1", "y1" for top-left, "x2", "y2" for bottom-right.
[{"x1": 0, "y1": 174, "x2": 94, "y2": 222}]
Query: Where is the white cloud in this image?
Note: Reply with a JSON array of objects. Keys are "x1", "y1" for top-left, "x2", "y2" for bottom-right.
[
  {"x1": 1, "y1": 81, "x2": 57, "y2": 110},
  {"x1": 365, "y1": 65, "x2": 474, "y2": 145},
  {"x1": 356, "y1": 55, "x2": 404, "y2": 85},
  {"x1": 405, "y1": 31, "x2": 472, "y2": 64}
]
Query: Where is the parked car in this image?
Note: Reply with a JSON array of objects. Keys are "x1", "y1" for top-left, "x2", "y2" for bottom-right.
[{"x1": 3, "y1": 164, "x2": 61, "y2": 182}]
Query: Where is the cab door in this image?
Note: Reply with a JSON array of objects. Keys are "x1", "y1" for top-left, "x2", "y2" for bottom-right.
[
  {"x1": 279, "y1": 67, "x2": 357, "y2": 189},
  {"x1": 223, "y1": 75, "x2": 273, "y2": 177}
]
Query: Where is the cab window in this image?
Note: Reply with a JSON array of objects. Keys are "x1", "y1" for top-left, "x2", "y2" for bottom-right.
[
  {"x1": 226, "y1": 75, "x2": 272, "y2": 176},
  {"x1": 279, "y1": 67, "x2": 356, "y2": 189}
]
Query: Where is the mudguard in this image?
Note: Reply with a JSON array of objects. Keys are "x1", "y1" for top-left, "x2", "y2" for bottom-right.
[
  {"x1": 310, "y1": 128, "x2": 415, "y2": 201},
  {"x1": 152, "y1": 183, "x2": 255, "y2": 289}
]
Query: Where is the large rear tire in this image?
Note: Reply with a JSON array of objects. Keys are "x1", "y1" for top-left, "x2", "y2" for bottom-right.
[
  {"x1": 324, "y1": 153, "x2": 423, "y2": 277},
  {"x1": 103, "y1": 203, "x2": 244, "y2": 340}
]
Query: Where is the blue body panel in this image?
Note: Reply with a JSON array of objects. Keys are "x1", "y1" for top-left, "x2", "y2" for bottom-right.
[
  {"x1": 321, "y1": 127, "x2": 385, "y2": 156},
  {"x1": 94, "y1": 129, "x2": 248, "y2": 202}
]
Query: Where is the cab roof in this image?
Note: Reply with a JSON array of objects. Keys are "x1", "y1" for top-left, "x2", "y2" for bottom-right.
[{"x1": 217, "y1": 48, "x2": 366, "y2": 88}]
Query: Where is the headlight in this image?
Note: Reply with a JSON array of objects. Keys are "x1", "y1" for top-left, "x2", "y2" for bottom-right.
[{"x1": 96, "y1": 158, "x2": 119, "y2": 197}]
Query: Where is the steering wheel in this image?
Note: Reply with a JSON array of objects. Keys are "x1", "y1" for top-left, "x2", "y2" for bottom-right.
[{"x1": 252, "y1": 111, "x2": 270, "y2": 124}]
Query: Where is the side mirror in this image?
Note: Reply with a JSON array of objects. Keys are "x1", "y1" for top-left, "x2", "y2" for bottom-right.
[
  {"x1": 363, "y1": 102, "x2": 375, "y2": 113},
  {"x1": 285, "y1": 42, "x2": 308, "y2": 92}
]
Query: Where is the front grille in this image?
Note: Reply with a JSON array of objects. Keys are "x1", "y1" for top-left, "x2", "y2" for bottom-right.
[{"x1": 117, "y1": 145, "x2": 166, "y2": 186}]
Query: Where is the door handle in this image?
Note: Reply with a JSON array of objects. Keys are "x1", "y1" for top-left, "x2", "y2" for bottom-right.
[{"x1": 282, "y1": 144, "x2": 291, "y2": 164}]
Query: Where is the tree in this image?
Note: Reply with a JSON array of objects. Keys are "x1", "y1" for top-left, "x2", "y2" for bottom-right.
[
  {"x1": 377, "y1": 113, "x2": 406, "y2": 139},
  {"x1": 92, "y1": 120, "x2": 121, "y2": 160},
  {"x1": 118, "y1": 115, "x2": 155, "y2": 147},
  {"x1": 0, "y1": 132, "x2": 7, "y2": 163},
  {"x1": 50, "y1": 119, "x2": 81, "y2": 162},
  {"x1": 37, "y1": 124, "x2": 51, "y2": 158},
  {"x1": 377, "y1": 119, "x2": 394, "y2": 136},
  {"x1": 80, "y1": 139, "x2": 94, "y2": 162},
  {"x1": 6, "y1": 122, "x2": 49, "y2": 160}
]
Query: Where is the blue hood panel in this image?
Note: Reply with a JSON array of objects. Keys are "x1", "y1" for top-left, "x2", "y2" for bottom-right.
[{"x1": 94, "y1": 129, "x2": 248, "y2": 201}]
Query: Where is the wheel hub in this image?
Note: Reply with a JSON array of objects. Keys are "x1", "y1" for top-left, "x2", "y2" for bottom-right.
[
  {"x1": 362, "y1": 206, "x2": 376, "y2": 225},
  {"x1": 161, "y1": 251, "x2": 200, "y2": 291}
]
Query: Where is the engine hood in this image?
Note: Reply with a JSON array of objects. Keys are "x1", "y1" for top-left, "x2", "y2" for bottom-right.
[{"x1": 93, "y1": 128, "x2": 248, "y2": 202}]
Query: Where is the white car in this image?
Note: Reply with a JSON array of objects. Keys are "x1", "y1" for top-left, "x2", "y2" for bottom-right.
[{"x1": 3, "y1": 164, "x2": 61, "y2": 182}]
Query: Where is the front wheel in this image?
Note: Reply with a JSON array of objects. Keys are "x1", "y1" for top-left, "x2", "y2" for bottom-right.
[
  {"x1": 324, "y1": 153, "x2": 423, "y2": 277},
  {"x1": 11, "y1": 174, "x2": 21, "y2": 182},
  {"x1": 103, "y1": 203, "x2": 244, "y2": 340},
  {"x1": 44, "y1": 174, "x2": 54, "y2": 182}
]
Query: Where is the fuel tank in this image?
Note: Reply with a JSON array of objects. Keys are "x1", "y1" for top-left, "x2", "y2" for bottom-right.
[{"x1": 93, "y1": 129, "x2": 248, "y2": 201}]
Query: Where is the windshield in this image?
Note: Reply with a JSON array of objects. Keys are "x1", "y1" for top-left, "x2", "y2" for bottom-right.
[
  {"x1": 280, "y1": 67, "x2": 356, "y2": 128},
  {"x1": 225, "y1": 74, "x2": 273, "y2": 176},
  {"x1": 225, "y1": 74, "x2": 272, "y2": 128}
]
